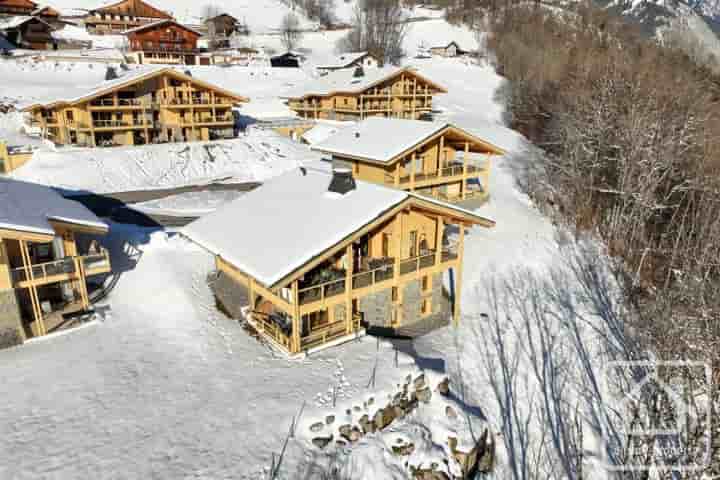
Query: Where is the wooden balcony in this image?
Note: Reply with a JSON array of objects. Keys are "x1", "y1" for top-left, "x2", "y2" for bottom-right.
[
  {"x1": 11, "y1": 250, "x2": 111, "y2": 289},
  {"x1": 297, "y1": 246, "x2": 458, "y2": 308},
  {"x1": 300, "y1": 314, "x2": 361, "y2": 351}
]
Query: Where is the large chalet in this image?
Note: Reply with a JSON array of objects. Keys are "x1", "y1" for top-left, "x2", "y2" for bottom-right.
[
  {"x1": 83, "y1": 0, "x2": 173, "y2": 35},
  {"x1": 0, "y1": 178, "x2": 112, "y2": 343},
  {"x1": 312, "y1": 118, "x2": 506, "y2": 203},
  {"x1": 124, "y1": 19, "x2": 202, "y2": 65},
  {"x1": 183, "y1": 164, "x2": 494, "y2": 355},
  {"x1": 23, "y1": 66, "x2": 248, "y2": 147},
  {"x1": 285, "y1": 66, "x2": 447, "y2": 121}
]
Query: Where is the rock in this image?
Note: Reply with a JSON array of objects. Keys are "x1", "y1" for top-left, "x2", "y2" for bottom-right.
[
  {"x1": 336, "y1": 439, "x2": 347, "y2": 447},
  {"x1": 412, "y1": 467, "x2": 450, "y2": 480},
  {"x1": 345, "y1": 408, "x2": 352, "y2": 415},
  {"x1": 413, "y1": 373, "x2": 426, "y2": 390},
  {"x1": 367, "y1": 396, "x2": 374, "y2": 406},
  {"x1": 359, "y1": 414, "x2": 373, "y2": 434},
  {"x1": 393, "y1": 405, "x2": 405, "y2": 420},
  {"x1": 347, "y1": 426, "x2": 363, "y2": 443},
  {"x1": 325, "y1": 415, "x2": 335, "y2": 425},
  {"x1": 454, "y1": 428, "x2": 492, "y2": 477},
  {"x1": 353, "y1": 405, "x2": 362, "y2": 412},
  {"x1": 445, "y1": 405, "x2": 458, "y2": 420},
  {"x1": 312, "y1": 434, "x2": 333, "y2": 449},
  {"x1": 338, "y1": 424, "x2": 352, "y2": 438},
  {"x1": 437, "y1": 377, "x2": 450, "y2": 396},
  {"x1": 310, "y1": 422, "x2": 324, "y2": 433},
  {"x1": 405, "y1": 373, "x2": 412, "y2": 384},
  {"x1": 392, "y1": 442, "x2": 415, "y2": 456},
  {"x1": 416, "y1": 387, "x2": 432, "y2": 403},
  {"x1": 373, "y1": 405, "x2": 396, "y2": 431}
]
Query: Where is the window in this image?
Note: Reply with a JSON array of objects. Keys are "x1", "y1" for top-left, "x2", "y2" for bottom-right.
[
  {"x1": 422, "y1": 299, "x2": 431, "y2": 316},
  {"x1": 409, "y1": 230, "x2": 418, "y2": 258},
  {"x1": 421, "y1": 275, "x2": 430, "y2": 292},
  {"x1": 391, "y1": 287, "x2": 398, "y2": 302},
  {"x1": 65, "y1": 110, "x2": 74, "y2": 122},
  {"x1": 382, "y1": 233, "x2": 390, "y2": 258}
]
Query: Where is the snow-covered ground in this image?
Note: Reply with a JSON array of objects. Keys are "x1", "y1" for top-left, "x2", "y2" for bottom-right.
[
  {"x1": 11, "y1": 129, "x2": 319, "y2": 194},
  {"x1": 0, "y1": 12, "x2": 627, "y2": 479}
]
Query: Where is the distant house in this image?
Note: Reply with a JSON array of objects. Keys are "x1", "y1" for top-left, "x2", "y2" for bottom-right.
[
  {"x1": 204, "y1": 13, "x2": 244, "y2": 49},
  {"x1": 124, "y1": 19, "x2": 202, "y2": 65},
  {"x1": 317, "y1": 51, "x2": 379, "y2": 74},
  {"x1": 0, "y1": 15, "x2": 55, "y2": 49},
  {"x1": 271, "y1": 51, "x2": 303, "y2": 68},
  {"x1": 84, "y1": 0, "x2": 173, "y2": 35},
  {"x1": 182, "y1": 164, "x2": 495, "y2": 355},
  {"x1": 23, "y1": 66, "x2": 248, "y2": 147},
  {"x1": 429, "y1": 41, "x2": 468, "y2": 58},
  {"x1": 0, "y1": 177, "x2": 112, "y2": 344},
  {"x1": 312, "y1": 117, "x2": 505, "y2": 203},
  {"x1": 285, "y1": 66, "x2": 447, "y2": 121},
  {"x1": 0, "y1": 0, "x2": 37, "y2": 16}
]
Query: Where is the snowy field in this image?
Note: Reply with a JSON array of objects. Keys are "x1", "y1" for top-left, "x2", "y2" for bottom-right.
[{"x1": 0, "y1": 14, "x2": 627, "y2": 479}]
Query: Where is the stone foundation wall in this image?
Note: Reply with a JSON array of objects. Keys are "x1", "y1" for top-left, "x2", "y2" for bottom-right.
[
  {"x1": 358, "y1": 288, "x2": 392, "y2": 327},
  {"x1": 0, "y1": 289, "x2": 24, "y2": 349},
  {"x1": 209, "y1": 271, "x2": 249, "y2": 319}
]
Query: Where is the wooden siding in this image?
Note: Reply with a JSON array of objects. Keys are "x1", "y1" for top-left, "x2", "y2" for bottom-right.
[
  {"x1": 0, "y1": 0, "x2": 37, "y2": 15},
  {"x1": 127, "y1": 21, "x2": 200, "y2": 53}
]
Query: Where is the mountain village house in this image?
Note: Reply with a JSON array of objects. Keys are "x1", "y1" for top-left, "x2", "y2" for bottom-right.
[
  {"x1": 23, "y1": 66, "x2": 247, "y2": 148},
  {"x1": 0, "y1": 0, "x2": 38, "y2": 16},
  {"x1": 312, "y1": 118, "x2": 505, "y2": 203},
  {"x1": 429, "y1": 41, "x2": 468, "y2": 58},
  {"x1": 316, "y1": 51, "x2": 379, "y2": 74},
  {"x1": 285, "y1": 67, "x2": 447, "y2": 121},
  {"x1": 203, "y1": 13, "x2": 245, "y2": 50},
  {"x1": 0, "y1": 178, "x2": 111, "y2": 344},
  {"x1": 83, "y1": 0, "x2": 173, "y2": 35},
  {"x1": 183, "y1": 164, "x2": 494, "y2": 355},
  {"x1": 124, "y1": 19, "x2": 202, "y2": 65},
  {"x1": 0, "y1": 15, "x2": 54, "y2": 49}
]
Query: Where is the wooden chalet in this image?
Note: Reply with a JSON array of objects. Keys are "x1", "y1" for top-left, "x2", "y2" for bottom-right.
[
  {"x1": 183, "y1": 165, "x2": 495, "y2": 355},
  {"x1": 285, "y1": 66, "x2": 447, "y2": 121},
  {"x1": 125, "y1": 19, "x2": 202, "y2": 65},
  {"x1": 204, "y1": 13, "x2": 243, "y2": 49},
  {"x1": 429, "y1": 41, "x2": 468, "y2": 58},
  {"x1": 316, "y1": 51, "x2": 379, "y2": 74},
  {"x1": 0, "y1": 178, "x2": 112, "y2": 343},
  {"x1": 23, "y1": 66, "x2": 248, "y2": 147},
  {"x1": 0, "y1": 0, "x2": 37, "y2": 16},
  {"x1": 0, "y1": 15, "x2": 55, "y2": 49},
  {"x1": 84, "y1": 0, "x2": 173, "y2": 35},
  {"x1": 312, "y1": 118, "x2": 505, "y2": 203}
]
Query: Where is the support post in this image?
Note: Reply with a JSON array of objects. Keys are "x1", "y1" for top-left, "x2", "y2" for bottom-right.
[
  {"x1": 438, "y1": 134, "x2": 444, "y2": 177},
  {"x1": 292, "y1": 280, "x2": 300, "y2": 353},
  {"x1": 410, "y1": 152, "x2": 416, "y2": 192},
  {"x1": 395, "y1": 162, "x2": 400, "y2": 187},
  {"x1": 462, "y1": 141, "x2": 469, "y2": 200},
  {"x1": 393, "y1": 212, "x2": 403, "y2": 327},
  {"x1": 345, "y1": 244, "x2": 353, "y2": 334},
  {"x1": 453, "y1": 224, "x2": 465, "y2": 326},
  {"x1": 435, "y1": 216, "x2": 444, "y2": 266}
]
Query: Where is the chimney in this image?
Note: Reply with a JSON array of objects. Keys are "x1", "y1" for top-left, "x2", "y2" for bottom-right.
[
  {"x1": 105, "y1": 66, "x2": 118, "y2": 80},
  {"x1": 328, "y1": 167, "x2": 356, "y2": 195},
  {"x1": 354, "y1": 132, "x2": 360, "y2": 139}
]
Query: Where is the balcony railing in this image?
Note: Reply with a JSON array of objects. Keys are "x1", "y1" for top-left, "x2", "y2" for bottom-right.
[
  {"x1": 300, "y1": 314, "x2": 361, "y2": 351},
  {"x1": 297, "y1": 247, "x2": 458, "y2": 306},
  {"x1": 10, "y1": 250, "x2": 111, "y2": 286},
  {"x1": 251, "y1": 311, "x2": 292, "y2": 350},
  {"x1": 385, "y1": 162, "x2": 487, "y2": 186}
]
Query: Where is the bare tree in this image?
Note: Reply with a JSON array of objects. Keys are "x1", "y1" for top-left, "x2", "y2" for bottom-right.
[
  {"x1": 280, "y1": 12, "x2": 303, "y2": 51},
  {"x1": 337, "y1": 0, "x2": 408, "y2": 65}
]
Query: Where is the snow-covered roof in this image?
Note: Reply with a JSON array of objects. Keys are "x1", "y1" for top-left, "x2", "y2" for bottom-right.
[
  {"x1": 317, "y1": 51, "x2": 373, "y2": 70},
  {"x1": 301, "y1": 121, "x2": 347, "y2": 145},
  {"x1": 122, "y1": 19, "x2": 202, "y2": 36},
  {"x1": 0, "y1": 177, "x2": 108, "y2": 237},
  {"x1": 183, "y1": 166, "x2": 407, "y2": 287},
  {"x1": 0, "y1": 16, "x2": 51, "y2": 31},
  {"x1": 284, "y1": 66, "x2": 446, "y2": 99},
  {"x1": 183, "y1": 164, "x2": 495, "y2": 287},
  {"x1": 22, "y1": 65, "x2": 247, "y2": 109},
  {"x1": 312, "y1": 117, "x2": 448, "y2": 163}
]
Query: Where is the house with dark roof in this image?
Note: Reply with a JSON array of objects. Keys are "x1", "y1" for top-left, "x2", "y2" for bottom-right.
[
  {"x1": 0, "y1": 178, "x2": 112, "y2": 344},
  {"x1": 316, "y1": 51, "x2": 379, "y2": 74},
  {"x1": 124, "y1": 19, "x2": 202, "y2": 65},
  {"x1": 83, "y1": 0, "x2": 173, "y2": 35},
  {"x1": 182, "y1": 163, "x2": 495, "y2": 355}
]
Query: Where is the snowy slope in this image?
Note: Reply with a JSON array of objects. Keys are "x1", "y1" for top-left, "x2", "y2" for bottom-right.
[{"x1": 10, "y1": 130, "x2": 320, "y2": 194}]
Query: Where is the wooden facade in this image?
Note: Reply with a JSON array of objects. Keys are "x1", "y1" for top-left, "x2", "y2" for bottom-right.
[
  {"x1": 429, "y1": 41, "x2": 467, "y2": 58},
  {"x1": 212, "y1": 196, "x2": 492, "y2": 355},
  {"x1": 23, "y1": 68, "x2": 247, "y2": 147},
  {"x1": 286, "y1": 68, "x2": 447, "y2": 121},
  {"x1": 314, "y1": 123, "x2": 506, "y2": 203},
  {"x1": 204, "y1": 13, "x2": 241, "y2": 49},
  {"x1": 0, "y1": 0, "x2": 37, "y2": 16},
  {"x1": 0, "y1": 16, "x2": 55, "y2": 50},
  {"x1": 0, "y1": 221, "x2": 111, "y2": 340},
  {"x1": 125, "y1": 20, "x2": 201, "y2": 65},
  {"x1": 84, "y1": 0, "x2": 172, "y2": 35},
  {"x1": 317, "y1": 52, "x2": 380, "y2": 74}
]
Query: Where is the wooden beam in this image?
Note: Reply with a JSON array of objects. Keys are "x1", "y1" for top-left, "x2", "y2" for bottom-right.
[
  {"x1": 435, "y1": 216, "x2": 444, "y2": 266},
  {"x1": 345, "y1": 243, "x2": 353, "y2": 335},
  {"x1": 462, "y1": 141, "x2": 469, "y2": 200},
  {"x1": 453, "y1": 224, "x2": 465, "y2": 326},
  {"x1": 292, "y1": 280, "x2": 300, "y2": 353},
  {"x1": 410, "y1": 152, "x2": 416, "y2": 192},
  {"x1": 393, "y1": 211, "x2": 403, "y2": 327}
]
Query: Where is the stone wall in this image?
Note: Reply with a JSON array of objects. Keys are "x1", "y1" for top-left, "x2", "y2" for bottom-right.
[
  {"x1": 402, "y1": 279, "x2": 423, "y2": 323},
  {"x1": 358, "y1": 287, "x2": 392, "y2": 327},
  {"x1": 0, "y1": 289, "x2": 24, "y2": 349},
  {"x1": 208, "y1": 271, "x2": 248, "y2": 319}
]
